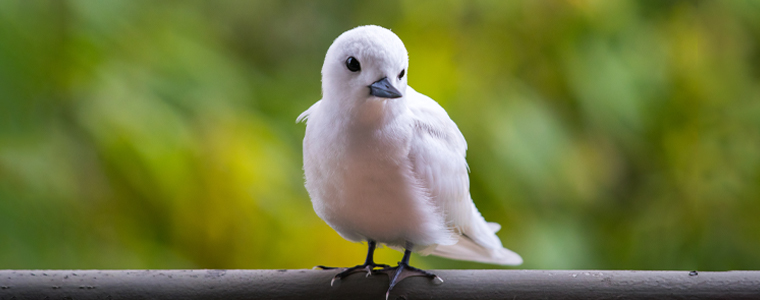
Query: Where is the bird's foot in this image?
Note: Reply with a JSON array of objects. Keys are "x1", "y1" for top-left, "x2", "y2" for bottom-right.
[
  {"x1": 377, "y1": 263, "x2": 443, "y2": 300},
  {"x1": 315, "y1": 263, "x2": 391, "y2": 286}
]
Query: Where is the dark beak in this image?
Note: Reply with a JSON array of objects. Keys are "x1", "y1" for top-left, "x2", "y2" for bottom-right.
[{"x1": 369, "y1": 77, "x2": 402, "y2": 98}]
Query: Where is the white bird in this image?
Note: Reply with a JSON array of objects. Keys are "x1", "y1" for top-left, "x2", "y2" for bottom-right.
[{"x1": 298, "y1": 25, "x2": 521, "y2": 297}]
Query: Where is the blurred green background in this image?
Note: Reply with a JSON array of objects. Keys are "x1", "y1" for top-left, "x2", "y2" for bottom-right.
[{"x1": 1, "y1": 0, "x2": 759, "y2": 271}]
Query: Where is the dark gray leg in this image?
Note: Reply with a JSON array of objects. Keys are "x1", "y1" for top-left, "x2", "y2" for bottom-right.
[
  {"x1": 379, "y1": 247, "x2": 443, "y2": 300},
  {"x1": 316, "y1": 240, "x2": 391, "y2": 286}
]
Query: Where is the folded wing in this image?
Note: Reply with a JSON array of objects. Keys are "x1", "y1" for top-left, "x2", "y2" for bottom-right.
[{"x1": 406, "y1": 87, "x2": 522, "y2": 266}]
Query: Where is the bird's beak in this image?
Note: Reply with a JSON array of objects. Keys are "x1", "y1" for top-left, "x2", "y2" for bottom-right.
[{"x1": 369, "y1": 77, "x2": 402, "y2": 99}]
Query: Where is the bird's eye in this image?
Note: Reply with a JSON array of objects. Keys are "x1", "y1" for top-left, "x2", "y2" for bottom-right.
[
  {"x1": 346, "y1": 56, "x2": 361, "y2": 72},
  {"x1": 398, "y1": 69, "x2": 405, "y2": 79}
]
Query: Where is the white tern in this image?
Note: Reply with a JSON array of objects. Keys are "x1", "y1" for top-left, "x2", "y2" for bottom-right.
[{"x1": 298, "y1": 25, "x2": 522, "y2": 296}]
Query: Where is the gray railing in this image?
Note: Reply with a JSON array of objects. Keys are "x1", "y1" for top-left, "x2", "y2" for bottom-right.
[{"x1": 1, "y1": 269, "x2": 759, "y2": 299}]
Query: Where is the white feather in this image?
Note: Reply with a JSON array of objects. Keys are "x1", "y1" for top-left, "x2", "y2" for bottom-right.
[
  {"x1": 405, "y1": 87, "x2": 522, "y2": 265},
  {"x1": 296, "y1": 100, "x2": 319, "y2": 123},
  {"x1": 300, "y1": 25, "x2": 521, "y2": 265}
]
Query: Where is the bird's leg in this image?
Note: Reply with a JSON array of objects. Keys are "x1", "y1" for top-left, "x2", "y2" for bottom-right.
[
  {"x1": 315, "y1": 240, "x2": 390, "y2": 286},
  {"x1": 378, "y1": 248, "x2": 443, "y2": 300}
]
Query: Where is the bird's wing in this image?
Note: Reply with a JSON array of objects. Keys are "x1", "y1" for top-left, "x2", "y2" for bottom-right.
[
  {"x1": 406, "y1": 87, "x2": 522, "y2": 265},
  {"x1": 406, "y1": 87, "x2": 470, "y2": 227},
  {"x1": 297, "y1": 100, "x2": 321, "y2": 123}
]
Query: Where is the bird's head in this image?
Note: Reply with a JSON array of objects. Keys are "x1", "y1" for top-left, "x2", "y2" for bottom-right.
[{"x1": 321, "y1": 25, "x2": 409, "y2": 103}]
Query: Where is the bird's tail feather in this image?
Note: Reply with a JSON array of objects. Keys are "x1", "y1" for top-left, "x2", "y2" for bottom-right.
[
  {"x1": 391, "y1": 202, "x2": 521, "y2": 266},
  {"x1": 430, "y1": 234, "x2": 522, "y2": 265},
  {"x1": 431, "y1": 205, "x2": 522, "y2": 266}
]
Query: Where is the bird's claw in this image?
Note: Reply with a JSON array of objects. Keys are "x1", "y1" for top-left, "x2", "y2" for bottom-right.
[
  {"x1": 433, "y1": 275, "x2": 444, "y2": 284},
  {"x1": 378, "y1": 262, "x2": 442, "y2": 300},
  {"x1": 324, "y1": 263, "x2": 391, "y2": 286}
]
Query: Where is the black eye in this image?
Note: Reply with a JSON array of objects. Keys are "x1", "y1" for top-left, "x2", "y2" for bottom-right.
[
  {"x1": 346, "y1": 56, "x2": 361, "y2": 72},
  {"x1": 398, "y1": 69, "x2": 405, "y2": 79}
]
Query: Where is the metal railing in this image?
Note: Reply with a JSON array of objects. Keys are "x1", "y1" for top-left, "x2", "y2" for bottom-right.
[{"x1": 2, "y1": 269, "x2": 759, "y2": 299}]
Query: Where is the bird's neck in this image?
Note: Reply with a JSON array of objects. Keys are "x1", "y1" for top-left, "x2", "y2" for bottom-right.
[
  {"x1": 352, "y1": 98, "x2": 405, "y2": 128},
  {"x1": 323, "y1": 93, "x2": 407, "y2": 129}
]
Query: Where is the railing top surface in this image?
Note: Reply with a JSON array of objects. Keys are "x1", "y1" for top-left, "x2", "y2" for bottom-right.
[{"x1": 2, "y1": 269, "x2": 759, "y2": 300}]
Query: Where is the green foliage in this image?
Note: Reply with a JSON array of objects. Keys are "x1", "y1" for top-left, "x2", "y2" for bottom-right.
[{"x1": 1, "y1": 0, "x2": 759, "y2": 270}]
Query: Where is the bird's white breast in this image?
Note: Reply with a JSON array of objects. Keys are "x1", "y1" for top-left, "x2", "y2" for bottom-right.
[{"x1": 302, "y1": 100, "x2": 451, "y2": 248}]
